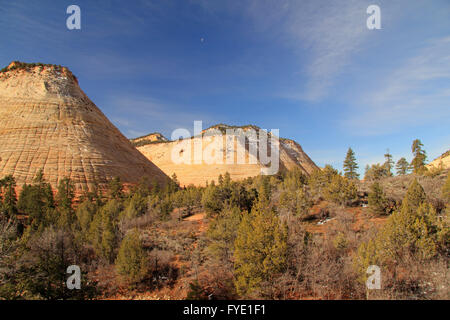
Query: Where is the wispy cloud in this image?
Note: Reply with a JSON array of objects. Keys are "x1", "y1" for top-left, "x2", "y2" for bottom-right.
[
  {"x1": 106, "y1": 94, "x2": 219, "y2": 138},
  {"x1": 195, "y1": 0, "x2": 383, "y2": 101},
  {"x1": 282, "y1": 0, "x2": 370, "y2": 101},
  {"x1": 344, "y1": 36, "x2": 450, "y2": 135}
]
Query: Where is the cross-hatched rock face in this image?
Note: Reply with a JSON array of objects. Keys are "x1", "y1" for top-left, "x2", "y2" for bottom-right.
[
  {"x1": 136, "y1": 125, "x2": 319, "y2": 187},
  {"x1": 0, "y1": 62, "x2": 168, "y2": 192}
]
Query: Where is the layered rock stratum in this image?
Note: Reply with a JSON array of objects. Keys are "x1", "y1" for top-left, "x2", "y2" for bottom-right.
[
  {"x1": 0, "y1": 61, "x2": 168, "y2": 192},
  {"x1": 134, "y1": 124, "x2": 318, "y2": 187},
  {"x1": 427, "y1": 150, "x2": 450, "y2": 170}
]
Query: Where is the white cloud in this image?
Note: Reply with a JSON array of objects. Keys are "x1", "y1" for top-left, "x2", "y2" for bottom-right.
[
  {"x1": 232, "y1": 0, "x2": 373, "y2": 101},
  {"x1": 344, "y1": 37, "x2": 450, "y2": 135},
  {"x1": 107, "y1": 94, "x2": 219, "y2": 138},
  {"x1": 284, "y1": 0, "x2": 370, "y2": 101}
]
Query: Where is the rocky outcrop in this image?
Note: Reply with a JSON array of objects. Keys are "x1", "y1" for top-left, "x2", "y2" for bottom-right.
[
  {"x1": 0, "y1": 62, "x2": 168, "y2": 192},
  {"x1": 427, "y1": 150, "x2": 450, "y2": 170},
  {"x1": 137, "y1": 124, "x2": 318, "y2": 186},
  {"x1": 131, "y1": 132, "x2": 169, "y2": 147}
]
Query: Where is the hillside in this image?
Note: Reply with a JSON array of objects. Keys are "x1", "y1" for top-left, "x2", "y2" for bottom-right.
[
  {"x1": 135, "y1": 124, "x2": 318, "y2": 186},
  {"x1": 427, "y1": 149, "x2": 450, "y2": 170},
  {"x1": 0, "y1": 61, "x2": 168, "y2": 192}
]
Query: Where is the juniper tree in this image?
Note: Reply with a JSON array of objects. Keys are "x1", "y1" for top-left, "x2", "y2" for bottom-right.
[
  {"x1": 356, "y1": 179, "x2": 440, "y2": 281},
  {"x1": 343, "y1": 147, "x2": 359, "y2": 180},
  {"x1": 115, "y1": 229, "x2": 148, "y2": 285},
  {"x1": 404, "y1": 179, "x2": 427, "y2": 210},
  {"x1": 368, "y1": 182, "x2": 387, "y2": 215},
  {"x1": 234, "y1": 207, "x2": 288, "y2": 298},
  {"x1": 324, "y1": 175, "x2": 358, "y2": 206}
]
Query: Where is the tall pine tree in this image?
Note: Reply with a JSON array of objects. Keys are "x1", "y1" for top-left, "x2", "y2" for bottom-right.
[
  {"x1": 383, "y1": 149, "x2": 394, "y2": 176},
  {"x1": 411, "y1": 139, "x2": 427, "y2": 174},
  {"x1": 343, "y1": 147, "x2": 359, "y2": 180}
]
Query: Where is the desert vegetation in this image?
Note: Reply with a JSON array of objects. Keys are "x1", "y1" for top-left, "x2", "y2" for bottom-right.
[{"x1": 0, "y1": 140, "x2": 448, "y2": 300}]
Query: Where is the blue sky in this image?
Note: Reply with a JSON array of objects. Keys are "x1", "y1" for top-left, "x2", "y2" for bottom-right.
[{"x1": 1, "y1": 0, "x2": 449, "y2": 174}]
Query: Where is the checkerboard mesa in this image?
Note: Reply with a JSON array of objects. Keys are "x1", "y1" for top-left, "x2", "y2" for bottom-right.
[{"x1": 0, "y1": 61, "x2": 168, "y2": 193}]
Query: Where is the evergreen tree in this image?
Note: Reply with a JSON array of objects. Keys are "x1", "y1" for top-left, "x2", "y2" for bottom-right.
[
  {"x1": 258, "y1": 176, "x2": 272, "y2": 203},
  {"x1": 411, "y1": 139, "x2": 427, "y2": 174},
  {"x1": 121, "y1": 192, "x2": 148, "y2": 220},
  {"x1": 89, "y1": 199, "x2": 121, "y2": 262},
  {"x1": 383, "y1": 150, "x2": 394, "y2": 176},
  {"x1": 17, "y1": 170, "x2": 55, "y2": 226},
  {"x1": 223, "y1": 172, "x2": 231, "y2": 187},
  {"x1": 170, "y1": 173, "x2": 179, "y2": 192},
  {"x1": 377, "y1": 201, "x2": 437, "y2": 263},
  {"x1": 234, "y1": 207, "x2": 288, "y2": 298},
  {"x1": 396, "y1": 157, "x2": 410, "y2": 175},
  {"x1": 368, "y1": 182, "x2": 387, "y2": 215},
  {"x1": 202, "y1": 184, "x2": 224, "y2": 215},
  {"x1": 115, "y1": 229, "x2": 148, "y2": 285},
  {"x1": 404, "y1": 179, "x2": 427, "y2": 210},
  {"x1": 364, "y1": 164, "x2": 389, "y2": 181},
  {"x1": 324, "y1": 175, "x2": 358, "y2": 206},
  {"x1": 206, "y1": 206, "x2": 241, "y2": 264},
  {"x1": 101, "y1": 216, "x2": 117, "y2": 264},
  {"x1": 1, "y1": 175, "x2": 18, "y2": 218},
  {"x1": 343, "y1": 147, "x2": 359, "y2": 180},
  {"x1": 56, "y1": 178, "x2": 75, "y2": 228},
  {"x1": 308, "y1": 165, "x2": 339, "y2": 199},
  {"x1": 108, "y1": 177, "x2": 124, "y2": 200},
  {"x1": 75, "y1": 200, "x2": 97, "y2": 241}
]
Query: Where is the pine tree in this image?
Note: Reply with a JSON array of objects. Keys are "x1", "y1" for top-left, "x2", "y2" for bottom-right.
[
  {"x1": 101, "y1": 216, "x2": 117, "y2": 264},
  {"x1": 368, "y1": 182, "x2": 387, "y2": 215},
  {"x1": 115, "y1": 229, "x2": 148, "y2": 285},
  {"x1": 396, "y1": 157, "x2": 410, "y2": 175},
  {"x1": 218, "y1": 174, "x2": 224, "y2": 186},
  {"x1": 234, "y1": 207, "x2": 288, "y2": 298},
  {"x1": 1, "y1": 175, "x2": 17, "y2": 218},
  {"x1": 383, "y1": 150, "x2": 394, "y2": 176},
  {"x1": 108, "y1": 177, "x2": 124, "y2": 200},
  {"x1": 411, "y1": 139, "x2": 427, "y2": 174},
  {"x1": 17, "y1": 170, "x2": 55, "y2": 226},
  {"x1": 56, "y1": 177, "x2": 75, "y2": 228},
  {"x1": 89, "y1": 199, "x2": 121, "y2": 262},
  {"x1": 75, "y1": 200, "x2": 97, "y2": 240},
  {"x1": 343, "y1": 147, "x2": 359, "y2": 180},
  {"x1": 170, "y1": 173, "x2": 179, "y2": 190}
]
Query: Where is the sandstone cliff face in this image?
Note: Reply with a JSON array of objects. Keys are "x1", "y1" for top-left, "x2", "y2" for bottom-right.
[
  {"x1": 0, "y1": 62, "x2": 168, "y2": 192},
  {"x1": 137, "y1": 125, "x2": 318, "y2": 187},
  {"x1": 427, "y1": 150, "x2": 450, "y2": 170}
]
